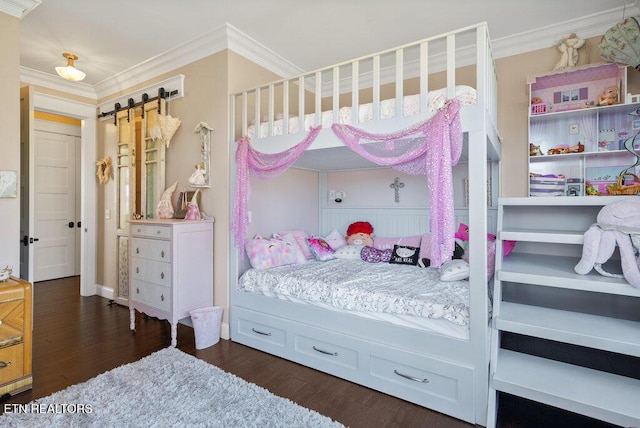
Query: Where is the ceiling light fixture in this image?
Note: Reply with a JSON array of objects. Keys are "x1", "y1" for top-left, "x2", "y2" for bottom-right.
[{"x1": 55, "y1": 52, "x2": 86, "y2": 82}]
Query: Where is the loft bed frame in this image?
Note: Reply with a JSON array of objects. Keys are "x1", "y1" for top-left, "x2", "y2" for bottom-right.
[{"x1": 228, "y1": 22, "x2": 500, "y2": 425}]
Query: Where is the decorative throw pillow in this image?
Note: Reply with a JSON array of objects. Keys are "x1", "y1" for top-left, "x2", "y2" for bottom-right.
[
  {"x1": 388, "y1": 245, "x2": 420, "y2": 266},
  {"x1": 334, "y1": 245, "x2": 364, "y2": 260},
  {"x1": 324, "y1": 229, "x2": 347, "y2": 250},
  {"x1": 440, "y1": 259, "x2": 470, "y2": 281},
  {"x1": 361, "y1": 246, "x2": 393, "y2": 263},
  {"x1": 278, "y1": 230, "x2": 313, "y2": 260},
  {"x1": 306, "y1": 237, "x2": 336, "y2": 261},
  {"x1": 245, "y1": 235, "x2": 300, "y2": 270},
  {"x1": 273, "y1": 233, "x2": 306, "y2": 264}
]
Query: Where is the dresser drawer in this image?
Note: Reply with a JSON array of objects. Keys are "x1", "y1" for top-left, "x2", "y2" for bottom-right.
[
  {"x1": 0, "y1": 344, "x2": 24, "y2": 384},
  {"x1": 131, "y1": 224, "x2": 171, "y2": 239},
  {"x1": 130, "y1": 258, "x2": 171, "y2": 287},
  {"x1": 130, "y1": 280, "x2": 171, "y2": 312},
  {"x1": 131, "y1": 238, "x2": 171, "y2": 262}
]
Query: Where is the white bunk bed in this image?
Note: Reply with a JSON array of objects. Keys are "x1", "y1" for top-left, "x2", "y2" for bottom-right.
[{"x1": 228, "y1": 22, "x2": 500, "y2": 425}]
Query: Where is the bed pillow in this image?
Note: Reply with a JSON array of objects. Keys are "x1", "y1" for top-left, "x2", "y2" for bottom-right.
[
  {"x1": 245, "y1": 235, "x2": 300, "y2": 270},
  {"x1": 361, "y1": 246, "x2": 392, "y2": 263},
  {"x1": 306, "y1": 237, "x2": 336, "y2": 261},
  {"x1": 273, "y1": 233, "x2": 306, "y2": 264},
  {"x1": 388, "y1": 245, "x2": 420, "y2": 266},
  {"x1": 375, "y1": 234, "x2": 431, "y2": 259},
  {"x1": 334, "y1": 245, "x2": 363, "y2": 260},
  {"x1": 440, "y1": 259, "x2": 470, "y2": 281},
  {"x1": 278, "y1": 230, "x2": 314, "y2": 260},
  {"x1": 324, "y1": 229, "x2": 347, "y2": 250}
]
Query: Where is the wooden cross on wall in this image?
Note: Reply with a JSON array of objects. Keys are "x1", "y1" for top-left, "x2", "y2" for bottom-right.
[{"x1": 390, "y1": 177, "x2": 404, "y2": 203}]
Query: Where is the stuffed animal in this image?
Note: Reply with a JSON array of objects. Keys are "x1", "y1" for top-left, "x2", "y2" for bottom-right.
[
  {"x1": 345, "y1": 221, "x2": 374, "y2": 247},
  {"x1": 553, "y1": 33, "x2": 586, "y2": 71},
  {"x1": 597, "y1": 86, "x2": 619, "y2": 106},
  {"x1": 531, "y1": 97, "x2": 543, "y2": 105},
  {"x1": 575, "y1": 199, "x2": 640, "y2": 288},
  {"x1": 530, "y1": 143, "x2": 543, "y2": 157}
]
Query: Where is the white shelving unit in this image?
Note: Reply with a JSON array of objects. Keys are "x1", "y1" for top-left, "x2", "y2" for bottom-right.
[{"x1": 487, "y1": 197, "x2": 640, "y2": 427}]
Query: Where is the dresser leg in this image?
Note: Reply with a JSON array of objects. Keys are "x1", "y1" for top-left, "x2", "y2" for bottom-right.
[
  {"x1": 129, "y1": 308, "x2": 135, "y2": 331},
  {"x1": 171, "y1": 323, "x2": 177, "y2": 347}
]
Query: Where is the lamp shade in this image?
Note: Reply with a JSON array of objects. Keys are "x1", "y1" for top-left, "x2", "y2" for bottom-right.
[
  {"x1": 599, "y1": 17, "x2": 640, "y2": 71},
  {"x1": 55, "y1": 53, "x2": 86, "y2": 81}
]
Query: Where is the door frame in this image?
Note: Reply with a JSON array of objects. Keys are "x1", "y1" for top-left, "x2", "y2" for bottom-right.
[{"x1": 31, "y1": 91, "x2": 97, "y2": 296}]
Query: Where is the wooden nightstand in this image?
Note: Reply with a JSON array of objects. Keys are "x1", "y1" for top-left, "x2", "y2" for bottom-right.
[{"x1": 0, "y1": 277, "x2": 32, "y2": 396}]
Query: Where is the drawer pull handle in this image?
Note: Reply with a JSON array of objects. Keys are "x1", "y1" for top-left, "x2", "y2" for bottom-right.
[
  {"x1": 161, "y1": 250, "x2": 165, "y2": 258},
  {"x1": 312, "y1": 346, "x2": 338, "y2": 356},
  {"x1": 136, "y1": 287, "x2": 140, "y2": 294},
  {"x1": 156, "y1": 230, "x2": 161, "y2": 235},
  {"x1": 160, "y1": 294, "x2": 164, "y2": 301},
  {"x1": 0, "y1": 361, "x2": 12, "y2": 369},
  {"x1": 251, "y1": 328, "x2": 272, "y2": 336},
  {"x1": 394, "y1": 369, "x2": 429, "y2": 383},
  {"x1": 160, "y1": 272, "x2": 165, "y2": 279},
  {"x1": 137, "y1": 228, "x2": 141, "y2": 233},
  {"x1": 136, "y1": 247, "x2": 139, "y2": 254},
  {"x1": 136, "y1": 267, "x2": 139, "y2": 274}
]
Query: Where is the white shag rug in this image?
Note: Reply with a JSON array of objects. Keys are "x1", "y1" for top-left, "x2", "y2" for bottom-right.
[{"x1": 0, "y1": 347, "x2": 344, "y2": 428}]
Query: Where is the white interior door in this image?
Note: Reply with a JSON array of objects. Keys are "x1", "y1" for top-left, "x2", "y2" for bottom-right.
[{"x1": 32, "y1": 125, "x2": 78, "y2": 282}]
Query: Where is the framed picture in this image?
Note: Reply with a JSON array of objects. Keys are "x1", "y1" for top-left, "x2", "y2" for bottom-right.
[{"x1": 0, "y1": 171, "x2": 17, "y2": 198}]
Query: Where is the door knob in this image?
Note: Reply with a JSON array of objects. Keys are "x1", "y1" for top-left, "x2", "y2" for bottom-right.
[{"x1": 68, "y1": 222, "x2": 74, "y2": 228}]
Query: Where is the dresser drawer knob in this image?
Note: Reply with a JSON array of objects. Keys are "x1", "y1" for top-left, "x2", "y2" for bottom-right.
[
  {"x1": 394, "y1": 369, "x2": 429, "y2": 383},
  {"x1": 156, "y1": 230, "x2": 161, "y2": 235},
  {"x1": 0, "y1": 361, "x2": 12, "y2": 369},
  {"x1": 160, "y1": 272, "x2": 164, "y2": 279},
  {"x1": 136, "y1": 287, "x2": 140, "y2": 294},
  {"x1": 161, "y1": 250, "x2": 165, "y2": 258},
  {"x1": 160, "y1": 294, "x2": 165, "y2": 301},
  {"x1": 137, "y1": 228, "x2": 141, "y2": 233},
  {"x1": 136, "y1": 267, "x2": 139, "y2": 274},
  {"x1": 136, "y1": 247, "x2": 139, "y2": 254}
]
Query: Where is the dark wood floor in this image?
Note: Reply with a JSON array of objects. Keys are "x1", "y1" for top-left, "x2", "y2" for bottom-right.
[{"x1": 0, "y1": 277, "x2": 622, "y2": 427}]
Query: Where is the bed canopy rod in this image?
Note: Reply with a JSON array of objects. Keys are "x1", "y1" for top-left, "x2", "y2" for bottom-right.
[{"x1": 97, "y1": 87, "x2": 179, "y2": 123}]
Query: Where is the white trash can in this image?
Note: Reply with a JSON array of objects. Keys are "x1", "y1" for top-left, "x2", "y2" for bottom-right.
[{"x1": 189, "y1": 306, "x2": 223, "y2": 349}]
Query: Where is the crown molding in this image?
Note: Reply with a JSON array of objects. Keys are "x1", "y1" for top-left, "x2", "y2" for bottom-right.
[
  {"x1": 18, "y1": 2, "x2": 640, "y2": 101},
  {"x1": 0, "y1": 0, "x2": 40, "y2": 18},
  {"x1": 20, "y1": 66, "x2": 97, "y2": 99}
]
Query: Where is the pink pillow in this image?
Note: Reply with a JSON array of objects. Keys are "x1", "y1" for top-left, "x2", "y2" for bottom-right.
[
  {"x1": 306, "y1": 237, "x2": 336, "y2": 261},
  {"x1": 278, "y1": 230, "x2": 313, "y2": 260}
]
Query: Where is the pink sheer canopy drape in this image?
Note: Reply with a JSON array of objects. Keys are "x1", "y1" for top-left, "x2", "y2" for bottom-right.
[{"x1": 232, "y1": 100, "x2": 462, "y2": 267}]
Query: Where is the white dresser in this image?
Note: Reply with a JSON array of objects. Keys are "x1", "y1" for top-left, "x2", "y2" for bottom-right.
[{"x1": 129, "y1": 217, "x2": 214, "y2": 347}]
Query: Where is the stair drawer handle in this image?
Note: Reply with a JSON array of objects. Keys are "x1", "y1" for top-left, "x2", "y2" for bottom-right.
[
  {"x1": 160, "y1": 272, "x2": 164, "y2": 279},
  {"x1": 0, "y1": 361, "x2": 12, "y2": 369},
  {"x1": 394, "y1": 369, "x2": 429, "y2": 383},
  {"x1": 251, "y1": 328, "x2": 272, "y2": 336},
  {"x1": 312, "y1": 346, "x2": 338, "y2": 356}
]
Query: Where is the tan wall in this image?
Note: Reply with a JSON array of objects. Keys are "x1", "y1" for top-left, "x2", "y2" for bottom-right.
[{"x1": 0, "y1": 13, "x2": 21, "y2": 270}]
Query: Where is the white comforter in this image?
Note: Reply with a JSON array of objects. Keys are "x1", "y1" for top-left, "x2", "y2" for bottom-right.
[{"x1": 238, "y1": 259, "x2": 469, "y2": 326}]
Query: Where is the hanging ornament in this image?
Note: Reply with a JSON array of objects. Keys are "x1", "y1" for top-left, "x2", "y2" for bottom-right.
[{"x1": 599, "y1": 17, "x2": 640, "y2": 71}]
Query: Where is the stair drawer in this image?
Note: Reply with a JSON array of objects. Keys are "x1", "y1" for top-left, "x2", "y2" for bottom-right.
[
  {"x1": 236, "y1": 310, "x2": 287, "y2": 349},
  {"x1": 294, "y1": 331, "x2": 359, "y2": 371}
]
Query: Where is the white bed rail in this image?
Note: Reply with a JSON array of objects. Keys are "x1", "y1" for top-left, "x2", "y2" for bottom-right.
[{"x1": 230, "y1": 22, "x2": 497, "y2": 144}]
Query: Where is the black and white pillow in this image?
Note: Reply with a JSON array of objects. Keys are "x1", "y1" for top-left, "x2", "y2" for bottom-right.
[{"x1": 388, "y1": 245, "x2": 420, "y2": 265}]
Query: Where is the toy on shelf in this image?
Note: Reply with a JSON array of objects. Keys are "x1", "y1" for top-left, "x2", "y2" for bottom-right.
[
  {"x1": 553, "y1": 33, "x2": 586, "y2": 71},
  {"x1": 530, "y1": 97, "x2": 547, "y2": 115},
  {"x1": 529, "y1": 143, "x2": 543, "y2": 156},
  {"x1": 546, "y1": 142, "x2": 584, "y2": 155},
  {"x1": 597, "y1": 86, "x2": 619, "y2": 106}
]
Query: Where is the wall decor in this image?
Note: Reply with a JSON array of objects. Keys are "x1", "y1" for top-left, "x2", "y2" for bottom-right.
[
  {"x1": 96, "y1": 156, "x2": 113, "y2": 185},
  {"x1": 0, "y1": 170, "x2": 17, "y2": 198},
  {"x1": 190, "y1": 121, "x2": 213, "y2": 188}
]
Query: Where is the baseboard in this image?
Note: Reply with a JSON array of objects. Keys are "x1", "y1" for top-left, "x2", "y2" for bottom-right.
[{"x1": 96, "y1": 284, "x2": 114, "y2": 300}]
